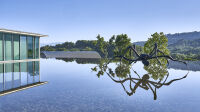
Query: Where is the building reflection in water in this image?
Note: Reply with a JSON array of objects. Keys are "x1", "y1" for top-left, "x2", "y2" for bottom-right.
[{"x1": 0, "y1": 61, "x2": 47, "y2": 96}]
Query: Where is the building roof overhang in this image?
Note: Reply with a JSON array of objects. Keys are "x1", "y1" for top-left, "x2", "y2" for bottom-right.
[{"x1": 0, "y1": 28, "x2": 48, "y2": 37}]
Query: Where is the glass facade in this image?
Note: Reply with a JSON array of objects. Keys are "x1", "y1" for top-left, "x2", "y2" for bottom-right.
[
  {"x1": 34, "y1": 61, "x2": 40, "y2": 82},
  {"x1": 34, "y1": 37, "x2": 39, "y2": 59},
  {"x1": 28, "y1": 61, "x2": 34, "y2": 84},
  {"x1": 21, "y1": 62, "x2": 28, "y2": 85},
  {"x1": 5, "y1": 34, "x2": 12, "y2": 61},
  {"x1": 0, "y1": 64, "x2": 3, "y2": 74},
  {"x1": 28, "y1": 36, "x2": 33, "y2": 59},
  {"x1": 14, "y1": 63, "x2": 20, "y2": 88},
  {"x1": 0, "y1": 64, "x2": 3, "y2": 91},
  {"x1": 20, "y1": 36, "x2": 27, "y2": 60},
  {"x1": 13, "y1": 35, "x2": 20, "y2": 60},
  {"x1": 0, "y1": 33, "x2": 40, "y2": 61},
  {"x1": 0, "y1": 33, "x2": 3, "y2": 61},
  {"x1": 5, "y1": 63, "x2": 12, "y2": 90}
]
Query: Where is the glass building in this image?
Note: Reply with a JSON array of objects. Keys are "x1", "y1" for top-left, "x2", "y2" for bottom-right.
[{"x1": 0, "y1": 28, "x2": 47, "y2": 62}]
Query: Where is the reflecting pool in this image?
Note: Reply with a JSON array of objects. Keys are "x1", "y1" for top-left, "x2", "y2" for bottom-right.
[{"x1": 0, "y1": 58, "x2": 200, "y2": 112}]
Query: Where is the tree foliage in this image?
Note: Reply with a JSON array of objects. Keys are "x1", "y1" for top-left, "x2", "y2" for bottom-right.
[
  {"x1": 91, "y1": 59, "x2": 131, "y2": 78},
  {"x1": 143, "y1": 32, "x2": 169, "y2": 80},
  {"x1": 144, "y1": 32, "x2": 169, "y2": 55},
  {"x1": 114, "y1": 34, "x2": 132, "y2": 57},
  {"x1": 41, "y1": 34, "x2": 142, "y2": 58},
  {"x1": 95, "y1": 34, "x2": 108, "y2": 57}
]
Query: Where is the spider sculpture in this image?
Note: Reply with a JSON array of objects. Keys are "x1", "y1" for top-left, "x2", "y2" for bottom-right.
[{"x1": 115, "y1": 43, "x2": 187, "y2": 66}]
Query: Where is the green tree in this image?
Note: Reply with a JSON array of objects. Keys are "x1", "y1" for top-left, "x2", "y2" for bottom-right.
[
  {"x1": 143, "y1": 32, "x2": 169, "y2": 80},
  {"x1": 144, "y1": 32, "x2": 169, "y2": 55},
  {"x1": 107, "y1": 35, "x2": 116, "y2": 57},
  {"x1": 114, "y1": 34, "x2": 132, "y2": 57},
  {"x1": 75, "y1": 40, "x2": 96, "y2": 50},
  {"x1": 40, "y1": 45, "x2": 55, "y2": 51},
  {"x1": 95, "y1": 34, "x2": 108, "y2": 58}
]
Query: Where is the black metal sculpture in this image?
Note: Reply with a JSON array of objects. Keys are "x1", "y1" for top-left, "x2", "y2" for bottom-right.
[{"x1": 115, "y1": 43, "x2": 187, "y2": 66}]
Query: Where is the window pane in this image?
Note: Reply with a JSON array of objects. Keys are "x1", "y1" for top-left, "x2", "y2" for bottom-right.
[
  {"x1": 0, "y1": 64, "x2": 3, "y2": 91},
  {"x1": 5, "y1": 63, "x2": 12, "y2": 90},
  {"x1": 28, "y1": 61, "x2": 33, "y2": 84},
  {"x1": 14, "y1": 63, "x2": 20, "y2": 88},
  {"x1": 20, "y1": 62, "x2": 27, "y2": 85},
  {"x1": 20, "y1": 36, "x2": 27, "y2": 59},
  {"x1": 0, "y1": 33, "x2": 3, "y2": 61},
  {"x1": 5, "y1": 34, "x2": 12, "y2": 61},
  {"x1": 28, "y1": 36, "x2": 33, "y2": 59},
  {"x1": 13, "y1": 35, "x2": 20, "y2": 60},
  {"x1": 34, "y1": 61, "x2": 40, "y2": 82},
  {"x1": 0, "y1": 64, "x2": 3, "y2": 74},
  {"x1": 34, "y1": 37, "x2": 39, "y2": 59}
]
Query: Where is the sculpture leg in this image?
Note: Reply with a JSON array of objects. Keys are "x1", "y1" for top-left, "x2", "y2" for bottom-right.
[
  {"x1": 156, "y1": 55, "x2": 187, "y2": 65},
  {"x1": 130, "y1": 48, "x2": 140, "y2": 58},
  {"x1": 147, "y1": 83, "x2": 157, "y2": 100}
]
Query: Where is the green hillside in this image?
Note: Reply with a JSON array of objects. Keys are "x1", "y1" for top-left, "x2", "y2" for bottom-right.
[
  {"x1": 168, "y1": 39, "x2": 200, "y2": 60},
  {"x1": 168, "y1": 39, "x2": 200, "y2": 54},
  {"x1": 133, "y1": 31, "x2": 200, "y2": 60}
]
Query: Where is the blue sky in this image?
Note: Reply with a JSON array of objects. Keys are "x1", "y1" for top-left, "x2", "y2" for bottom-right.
[{"x1": 0, "y1": 0, "x2": 200, "y2": 44}]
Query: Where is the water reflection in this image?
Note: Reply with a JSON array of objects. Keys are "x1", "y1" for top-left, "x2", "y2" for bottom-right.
[
  {"x1": 0, "y1": 61, "x2": 47, "y2": 96},
  {"x1": 143, "y1": 53, "x2": 169, "y2": 80},
  {"x1": 91, "y1": 59, "x2": 189, "y2": 100},
  {"x1": 55, "y1": 58, "x2": 200, "y2": 71},
  {"x1": 56, "y1": 58, "x2": 101, "y2": 64}
]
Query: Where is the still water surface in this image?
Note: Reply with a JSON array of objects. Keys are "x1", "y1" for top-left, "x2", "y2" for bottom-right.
[{"x1": 0, "y1": 59, "x2": 200, "y2": 112}]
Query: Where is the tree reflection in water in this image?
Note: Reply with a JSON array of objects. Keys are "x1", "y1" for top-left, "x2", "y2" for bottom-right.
[{"x1": 91, "y1": 57, "x2": 189, "y2": 100}]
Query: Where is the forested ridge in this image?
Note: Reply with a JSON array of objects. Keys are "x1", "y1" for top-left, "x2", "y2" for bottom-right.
[
  {"x1": 134, "y1": 31, "x2": 200, "y2": 60},
  {"x1": 41, "y1": 34, "x2": 143, "y2": 58},
  {"x1": 41, "y1": 31, "x2": 200, "y2": 60}
]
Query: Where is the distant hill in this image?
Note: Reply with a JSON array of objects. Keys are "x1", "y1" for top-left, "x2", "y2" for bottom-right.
[
  {"x1": 133, "y1": 31, "x2": 200, "y2": 60},
  {"x1": 166, "y1": 31, "x2": 200, "y2": 45},
  {"x1": 168, "y1": 39, "x2": 200, "y2": 55},
  {"x1": 41, "y1": 42, "x2": 64, "y2": 47},
  {"x1": 169, "y1": 38, "x2": 200, "y2": 48},
  {"x1": 133, "y1": 41, "x2": 146, "y2": 46},
  {"x1": 134, "y1": 31, "x2": 200, "y2": 46}
]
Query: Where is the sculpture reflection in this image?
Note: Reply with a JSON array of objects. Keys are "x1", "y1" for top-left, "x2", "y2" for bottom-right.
[{"x1": 91, "y1": 58, "x2": 188, "y2": 100}]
